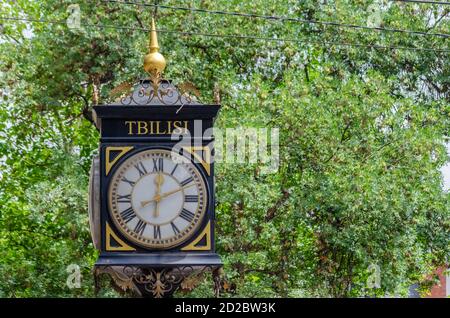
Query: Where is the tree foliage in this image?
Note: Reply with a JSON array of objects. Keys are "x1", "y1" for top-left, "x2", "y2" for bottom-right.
[{"x1": 0, "y1": 0, "x2": 448, "y2": 297}]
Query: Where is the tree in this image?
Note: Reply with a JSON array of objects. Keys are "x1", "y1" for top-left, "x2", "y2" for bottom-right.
[{"x1": 0, "y1": 0, "x2": 448, "y2": 297}]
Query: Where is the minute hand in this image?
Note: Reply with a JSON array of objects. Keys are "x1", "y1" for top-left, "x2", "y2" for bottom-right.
[
  {"x1": 159, "y1": 184, "x2": 195, "y2": 200},
  {"x1": 140, "y1": 184, "x2": 195, "y2": 207}
]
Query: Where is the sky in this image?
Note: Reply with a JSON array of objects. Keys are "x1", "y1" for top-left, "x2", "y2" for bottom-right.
[{"x1": 441, "y1": 143, "x2": 450, "y2": 192}]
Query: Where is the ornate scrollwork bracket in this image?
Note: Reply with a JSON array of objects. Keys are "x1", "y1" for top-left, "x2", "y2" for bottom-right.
[
  {"x1": 111, "y1": 79, "x2": 201, "y2": 106},
  {"x1": 94, "y1": 265, "x2": 223, "y2": 298}
]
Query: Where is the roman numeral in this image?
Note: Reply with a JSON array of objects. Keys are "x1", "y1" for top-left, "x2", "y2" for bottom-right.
[
  {"x1": 134, "y1": 161, "x2": 147, "y2": 177},
  {"x1": 170, "y1": 222, "x2": 180, "y2": 235},
  {"x1": 180, "y1": 176, "x2": 193, "y2": 187},
  {"x1": 117, "y1": 194, "x2": 131, "y2": 203},
  {"x1": 134, "y1": 220, "x2": 146, "y2": 236},
  {"x1": 120, "y1": 207, "x2": 136, "y2": 223},
  {"x1": 184, "y1": 195, "x2": 198, "y2": 202},
  {"x1": 153, "y1": 225, "x2": 161, "y2": 239},
  {"x1": 121, "y1": 177, "x2": 136, "y2": 187},
  {"x1": 179, "y1": 208, "x2": 195, "y2": 222},
  {"x1": 152, "y1": 158, "x2": 164, "y2": 172},
  {"x1": 170, "y1": 164, "x2": 178, "y2": 176}
]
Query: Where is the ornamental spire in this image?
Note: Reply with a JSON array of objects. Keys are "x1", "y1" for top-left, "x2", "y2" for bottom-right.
[{"x1": 143, "y1": 18, "x2": 166, "y2": 80}]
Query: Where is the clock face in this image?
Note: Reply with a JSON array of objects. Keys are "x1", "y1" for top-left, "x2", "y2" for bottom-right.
[{"x1": 108, "y1": 149, "x2": 207, "y2": 249}]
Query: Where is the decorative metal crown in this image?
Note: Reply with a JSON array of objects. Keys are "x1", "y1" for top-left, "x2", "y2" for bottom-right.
[{"x1": 107, "y1": 18, "x2": 202, "y2": 106}]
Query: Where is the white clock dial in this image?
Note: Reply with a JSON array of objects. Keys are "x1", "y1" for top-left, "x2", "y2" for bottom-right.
[{"x1": 108, "y1": 149, "x2": 207, "y2": 249}]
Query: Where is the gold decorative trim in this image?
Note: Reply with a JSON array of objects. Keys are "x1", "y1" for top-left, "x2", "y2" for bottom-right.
[
  {"x1": 95, "y1": 266, "x2": 138, "y2": 294},
  {"x1": 105, "y1": 146, "x2": 133, "y2": 176},
  {"x1": 180, "y1": 273, "x2": 204, "y2": 292},
  {"x1": 182, "y1": 146, "x2": 211, "y2": 176},
  {"x1": 181, "y1": 221, "x2": 211, "y2": 251},
  {"x1": 105, "y1": 222, "x2": 136, "y2": 251},
  {"x1": 107, "y1": 149, "x2": 208, "y2": 249},
  {"x1": 96, "y1": 266, "x2": 220, "y2": 298}
]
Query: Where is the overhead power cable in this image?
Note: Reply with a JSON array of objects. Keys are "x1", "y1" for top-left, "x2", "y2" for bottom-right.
[
  {"x1": 102, "y1": 0, "x2": 450, "y2": 38},
  {"x1": 0, "y1": 16, "x2": 449, "y2": 53}
]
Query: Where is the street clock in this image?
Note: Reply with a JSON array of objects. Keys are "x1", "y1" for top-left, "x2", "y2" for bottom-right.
[{"x1": 89, "y1": 19, "x2": 222, "y2": 298}]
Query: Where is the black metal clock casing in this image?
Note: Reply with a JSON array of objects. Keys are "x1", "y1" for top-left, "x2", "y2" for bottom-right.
[{"x1": 92, "y1": 82, "x2": 222, "y2": 268}]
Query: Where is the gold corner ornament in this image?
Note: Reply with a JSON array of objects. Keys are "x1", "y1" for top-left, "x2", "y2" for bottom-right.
[
  {"x1": 181, "y1": 221, "x2": 212, "y2": 251},
  {"x1": 105, "y1": 222, "x2": 136, "y2": 251},
  {"x1": 105, "y1": 146, "x2": 133, "y2": 176},
  {"x1": 143, "y1": 18, "x2": 166, "y2": 89}
]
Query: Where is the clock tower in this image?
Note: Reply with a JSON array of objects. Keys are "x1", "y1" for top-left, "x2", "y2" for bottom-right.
[{"x1": 89, "y1": 19, "x2": 222, "y2": 297}]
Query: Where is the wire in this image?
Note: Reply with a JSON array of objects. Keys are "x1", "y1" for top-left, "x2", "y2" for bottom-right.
[
  {"x1": 1, "y1": 16, "x2": 449, "y2": 53},
  {"x1": 391, "y1": 0, "x2": 450, "y2": 5},
  {"x1": 102, "y1": 0, "x2": 450, "y2": 39}
]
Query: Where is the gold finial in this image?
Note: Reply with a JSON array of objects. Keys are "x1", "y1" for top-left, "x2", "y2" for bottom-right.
[{"x1": 143, "y1": 18, "x2": 166, "y2": 79}]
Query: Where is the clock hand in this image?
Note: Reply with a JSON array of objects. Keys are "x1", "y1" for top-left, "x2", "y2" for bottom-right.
[
  {"x1": 153, "y1": 172, "x2": 164, "y2": 217},
  {"x1": 159, "y1": 183, "x2": 195, "y2": 200},
  {"x1": 140, "y1": 183, "x2": 195, "y2": 207},
  {"x1": 140, "y1": 196, "x2": 158, "y2": 207}
]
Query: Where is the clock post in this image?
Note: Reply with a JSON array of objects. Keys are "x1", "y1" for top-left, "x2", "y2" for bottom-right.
[{"x1": 89, "y1": 19, "x2": 222, "y2": 298}]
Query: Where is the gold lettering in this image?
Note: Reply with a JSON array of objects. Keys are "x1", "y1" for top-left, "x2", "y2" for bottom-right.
[
  {"x1": 137, "y1": 121, "x2": 148, "y2": 135},
  {"x1": 173, "y1": 121, "x2": 189, "y2": 135},
  {"x1": 124, "y1": 120, "x2": 189, "y2": 135},
  {"x1": 173, "y1": 121, "x2": 181, "y2": 134},
  {"x1": 156, "y1": 121, "x2": 167, "y2": 134},
  {"x1": 125, "y1": 121, "x2": 137, "y2": 135}
]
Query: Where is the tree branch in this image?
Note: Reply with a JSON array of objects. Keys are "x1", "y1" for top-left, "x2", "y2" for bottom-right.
[
  {"x1": 265, "y1": 189, "x2": 290, "y2": 221},
  {"x1": 426, "y1": 11, "x2": 449, "y2": 32},
  {"x1": 72, "y1": 92, "x2": 98, "y2": 130},
  {"x1": 133, "y1": 12, "x2": 144, "y2": 29}
]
